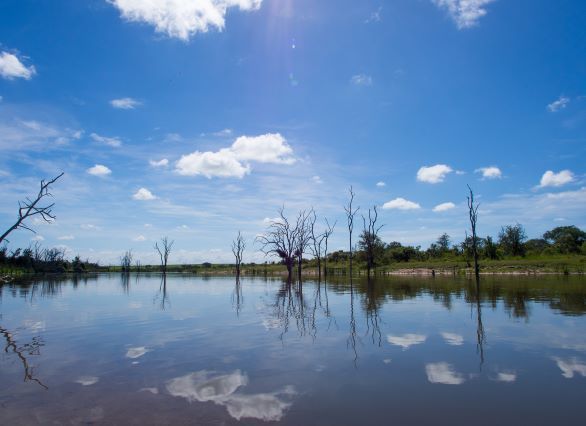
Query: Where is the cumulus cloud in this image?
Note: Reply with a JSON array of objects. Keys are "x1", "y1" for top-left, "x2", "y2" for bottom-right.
[
  {"x1": 425, "y1": 362, "x2": 465, "y2": 385},
  {"x1": 350, "y1": 74, "x2": 373, "y2": 86},
  {"x1": 110, "y1": 97, "x2": 142, "y2": 109},
  {"x1": 175, "y1": 133, "x2": 294, "y2": 178},
  {"x1": 476, "y1": 166, "x2": 502, "y2": 179},
  {"x1": 312, "y1": 175, "x2": 323, "y2": 184},
  {"x1": 431, "y1": 0, "x2": 495, "y2": 29},
  {"x1": 0, "y1": 51, "x2": 36, "y2": 80},
  {"x1": 133, "y1": 187, "x2": 157, "y2": 200},
  {"x1": 417, "y1": 164, "x2": 453, "y2": 183},
  {"x1": 90, "y1": 132, "x2": 122, "y2": 147},
  {"x1": 539, "y1": 170, "x2": 574, "y2": 188},
  {"x1": 150, "y1": 158, "x2": 169, "y2": 167},
  {"x1": 547, "y1": 96, "x2": 570, "y2": 112},
  {"x1": 108, "y1": 0, "x2": 263, "y2": 41},
  {"x1": 133, "y1": 235, "x2": 147, "y2": 242},
  {"x1": 382, "y1": 198, "x2": 421, "y2": 210},
  {"x1": 387, "y1": 334, "x2": 427, "y2": 350},
  {"x1": 376, "y1": 181, "x2": 386, "y2": 187},
  {"x1": 87, "y1": 164, "x2": 112, "y2": 176},
  {"x1": 433, "y1": 202, "x2": 456, "y2": 212}
]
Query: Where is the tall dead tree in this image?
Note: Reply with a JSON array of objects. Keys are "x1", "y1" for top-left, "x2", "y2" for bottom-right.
[
  {"x1": 322, "y1": 218, "x2": 336, "y2": 279},
  {"x1": 309, "y1": 211, "x2": 324, "y2": 279},
  {"x1": 467, "y1": 185, "x2": 480, "y2": 281},
  {"x1": 0, "y1": 173, "x2": 64, "y2": 245},
  {"x1": 295, "y1": 209, "x2": 314, "y2": 282},
  {"x1": 232, "y1": 231, "x2": 246, "y2": 277},
  {"x1": 344, "y1": 186, "x2": 359, "y2": 277},
  {"x1": 154, "y1": 237, "x2": 174, "y2": 274},
  {"x1": 257, "y1": 207, "x2": 298, "y2": 280},
  {"x1": 361, "y1": 206, "x2": 383, "y2": 279},
  {"x1": 120, "y1": 250, "x2": 133, "y2": 273}
]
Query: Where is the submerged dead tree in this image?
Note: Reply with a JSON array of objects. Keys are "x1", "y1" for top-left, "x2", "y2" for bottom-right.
[
  {"x1": 257, "y1": 207, "x2": 299, "y2": 281},
  {"x1": 361, "y1": 206, "x2": 383, "y2": 279},
  {"x1": 0, "y1": 172, "x2": 64, "y2": 245},
  {"x1": 321, "y1": 219, "x2": 336, "y2": 279},
  {"x1": 344, "y1": 186, "x2": 360, "y2": 277},
  {"x1": 120, "y1": 250, "x2": 133, "y2": 273},
  {"x1": 232, "y1": 231, "x2": 246, "y2": 277},
  {"x1": 154, "y1": 237, "x2": 174, "y2": 274},
  {"x1": 467, "y1": 185, "x2": 480, "y2": 281},
  {"x1": 295, "y1": 209, "x2": 314, "y2": 282}
]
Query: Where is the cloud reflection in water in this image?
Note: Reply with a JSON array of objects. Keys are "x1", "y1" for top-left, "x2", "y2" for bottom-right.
[{"x1": 166, "y1": 370, "x2": 295, "y2": 421}]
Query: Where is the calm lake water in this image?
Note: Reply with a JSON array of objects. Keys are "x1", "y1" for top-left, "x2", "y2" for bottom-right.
[{"x1": 1, "y1": 274, "x2": 586, "y2": 425}]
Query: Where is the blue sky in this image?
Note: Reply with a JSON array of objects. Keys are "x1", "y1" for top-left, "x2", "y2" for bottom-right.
[{"x1": 0, "y1": 0, "x2": 585, "y2": 264}]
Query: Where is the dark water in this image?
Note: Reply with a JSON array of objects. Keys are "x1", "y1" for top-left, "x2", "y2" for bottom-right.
[{"x1": 1, "y1": 274, "x2": 586, "y2": 425}]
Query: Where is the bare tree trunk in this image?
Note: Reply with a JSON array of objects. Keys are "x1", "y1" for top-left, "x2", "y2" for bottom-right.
[
  {"x1": 467, "y1": 185, "x2": 480, "y2": 282},
  {"x1": 155, "y1": 237, "x2": 174, "y2": 274},
  {"x1": 344, "y1": 186, "x2": 359, "y2": 278}
]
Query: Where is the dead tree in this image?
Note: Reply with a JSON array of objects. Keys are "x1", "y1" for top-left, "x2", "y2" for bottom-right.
[
  {"x1": 232, "y1": 231, "x2": 246, "y2": 276},
  {"x1": 344, "y1": 186, "x2": 359, "y2": 276},
  {"x1": 295, "y1": 209, "x2": 314, "y2": 282},
  {"x1": 309, "y1": 211, "x2": 324, "y2": 279},
  {"x1": 467, "y1": 185, "x2": 480, "y2": 281},
  {"x1": 0, "y1": 172, "x2": 64, "y2": 245},
  {"x1": 322, "y1": 218, "x2": 336, "y2": 279},
  {"x1": 257, "y1": 207, "x2": 298, "y2": 280},
  {"x1": 120, "y1": 250, "x2": 133, "y2": 273},
  {"x1": 154, "y1": 237, "x2": 174, "y2": 274},
  {"x1": 361, "y1": 206, "x2": 384, "y2": 279}
]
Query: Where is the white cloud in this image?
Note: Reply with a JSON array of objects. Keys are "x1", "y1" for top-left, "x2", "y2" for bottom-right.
[
  {"x1": 176, "y1": 148, "x2": 251, "y2": 178},
  {"x1": 31, "y1": 235, "x2": 45, "y2": 242},
  {"x1": 387, "y1": 334, "x2": 427, "y2": 349},
  {"x1": 365, "y1": 6, "x2": 382, "y2": 23},
  {"x1": 133, "y1": 235, "x2": 147, "y2": 242},
  {"x1": 108, "y1": 0, "x2": 264, "y2": 41},
  {"x1": 417, "y1": 164, "x2": 453, "y2": 183},
  {"x1": 58, "y1": 235, "x2": 75, "y2": 241},
  {"x1": 175, "y1": 133, "x2": 294, "y2": 179},
  {"x1": 382, "y1": 198, "x2": 421, "y2": 210},
  {"x1": 425, "y1": 362, "x2": 465, "y2": 385},
  {"x1": 539, "y1": 170, "x2": 574, "y2": 188},
  {"x1": 312, "y1": 175, "x2": 323, "y2": 184},
  {"x1": 0, "y1": 119, "x2": 81, "y2": 151},
  {"x1": 376, "y1": 181, "x2": 386, "y2": 187},
  {"x1": 90, "y1": 132, "x2": 122, "y2": 147},
  {"x1": 133, "y1": 187, "x2": 157, "y2": 200},
  {"x1": 150, "y1": 158, "x2": 169, "y2": 167},
  {"x1": 87, "y1": 164, "x2": 112, "y2": 176},
  {"x1": 553, "y1": 357, "x2": 586, "y2": 379},
  {"x1": 548, "y1": 96, "x2": 570, "y2": 112},
  {"x1": 0, "y1": 51, "x2": 36, "y2": 80},
  {"x1": 110, "y1": 97, "x2": 142, "y2": 109},
  {"x1": 476, "y1": 166, "x2": 502, "y2": 179},
  {"x1": 433, "y1": 202, "x2": 456, "y2": 212},
  {"x1": 230, "y1": 134, "x2": 295, "y2": 164},
  {"x1": 440, "y1": 332, "x2": 464, "y2": 346},
  {"x1": 350, "y1": 74, "x2": 373, "y2": 86},
  {"x1": 431, "y1": 0, "x2": 495, "y2": 29}
]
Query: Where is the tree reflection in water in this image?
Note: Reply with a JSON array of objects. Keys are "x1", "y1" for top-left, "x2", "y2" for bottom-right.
[
  {"x1": 1, "y1": 325, "x2": 48, "y2": 390},
  {"x1": 154, "y1": 274, "x2": 170, "y2": 311},
  {"x1": 232, "y1": 276, "x2": 243, "y2": 317}
]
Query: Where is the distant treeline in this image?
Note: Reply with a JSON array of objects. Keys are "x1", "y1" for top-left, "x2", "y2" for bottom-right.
[
  {"x1": 343, "y1": 224, "x2": 586, "y2": 266},
  {"x1": 0, "y1": 243, "x2": 99, "y2": 274}
]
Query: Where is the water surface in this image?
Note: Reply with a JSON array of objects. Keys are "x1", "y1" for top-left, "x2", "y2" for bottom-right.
[{"x1": 1, "y1": 274, "x2": 585, "y2": 425}]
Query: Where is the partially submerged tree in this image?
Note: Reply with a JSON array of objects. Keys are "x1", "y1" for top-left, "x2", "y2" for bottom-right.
[
  {"x1": 120, "y1": 250, "x2": 133, "y2": 273},
  {"x1": 154, "y1": 237, "x2": 174, "y2": 273},
  {"x1": 309, "y1": 212, "x2": 336, "y2": 280},
  {"x1": 344, "y1": 186, "x2": 360, "y2": 276},
  {"x1": 294, "y1": 209, "x2": 314, "y2": 281},
  {"x1": 257, "y1": 207, "x2": 299, "y2": 280},
  {"x1": 359, "y1": 206, "x2": 384, "y2": 278},
  {"x1": 0, "y1": 173, "x2": 64, "y2": 245},
  {"x1": 321, "y1": 219, "x2": 336, "y2": 279},
  {"x1": 232, "y1": 231, "x2": 246, "y2": 276},
  {"x1": 467, "y1": 185, "x2": 480, "y2": 281}
]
